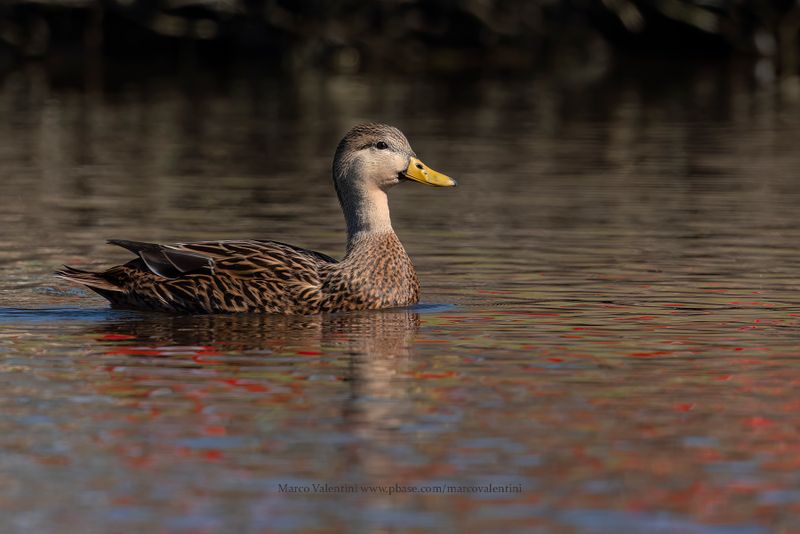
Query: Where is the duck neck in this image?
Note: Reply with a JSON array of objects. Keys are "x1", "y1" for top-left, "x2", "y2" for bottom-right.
[{"x1": 339, "y1": 185, "x2": 395, "y2": 250}]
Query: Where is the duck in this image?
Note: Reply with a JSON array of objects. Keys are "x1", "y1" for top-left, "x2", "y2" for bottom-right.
[{"x1": 56, "y1": 123, "x2": 456, "y2": 314}]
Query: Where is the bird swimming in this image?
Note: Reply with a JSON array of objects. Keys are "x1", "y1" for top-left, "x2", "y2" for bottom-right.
[{"x1": 56, "y1": 123, "x2": 456, "y2": 314}]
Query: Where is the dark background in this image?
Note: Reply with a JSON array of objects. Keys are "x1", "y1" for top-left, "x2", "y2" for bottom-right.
[{"x1": 1, "y1": 1, "x2": 799, "y2": 78}]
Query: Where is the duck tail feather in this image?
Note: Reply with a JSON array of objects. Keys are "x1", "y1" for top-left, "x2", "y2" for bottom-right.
[{"x1": 55, "y1": 265, "x2": 124, "y2": 292}]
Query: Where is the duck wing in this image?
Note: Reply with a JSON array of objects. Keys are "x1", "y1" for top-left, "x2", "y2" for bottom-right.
[
  {"x1": 107, "y1": 239, "x2": 215, "y2": 278},
  {"x1": 58, "y1": 239, "x2": 337, "y2": 313}
]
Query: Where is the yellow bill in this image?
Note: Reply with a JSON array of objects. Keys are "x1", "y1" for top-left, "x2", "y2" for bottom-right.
[{"x1": 403, "y1": 157, "x2": 457, "y2": 187}]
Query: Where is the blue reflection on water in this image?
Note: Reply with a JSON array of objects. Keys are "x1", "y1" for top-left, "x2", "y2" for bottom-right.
[
  {"x1": 0, "y1": 307, "x2": 140, "y2": 323},
  {"x1": 560, "y1": 509, "x2": 768, "y2": 534}
]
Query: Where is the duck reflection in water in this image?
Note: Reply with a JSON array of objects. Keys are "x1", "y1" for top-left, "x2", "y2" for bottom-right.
[{"x1": 90, "y1": 308, "x2": 422, "y2": 436}]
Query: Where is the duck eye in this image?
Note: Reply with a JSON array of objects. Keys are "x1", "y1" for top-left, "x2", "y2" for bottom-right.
[{"x1": 375, "y1": 141, "x2": 388, "y2": 150}]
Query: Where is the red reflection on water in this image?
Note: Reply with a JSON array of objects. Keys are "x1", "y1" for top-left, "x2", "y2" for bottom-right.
[
  {"x1": 628, "y1": 351, "x2": 673, "y2": 358},
  {"x1": 742, "y1": 417, "x2": 773, "y2": 428}
]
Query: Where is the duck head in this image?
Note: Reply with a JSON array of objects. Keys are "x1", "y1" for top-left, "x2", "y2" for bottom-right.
[
  {"x1": 332, "y1": 123, "x2": 456, "y2": 237},
  {"x1": 333, "y1": 123, "x2": 456, "y2": 194}
]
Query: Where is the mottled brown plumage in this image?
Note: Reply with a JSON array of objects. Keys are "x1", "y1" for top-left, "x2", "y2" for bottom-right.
[{"x1": 56, "y1": 123, "x2": 456, "y2": 314}]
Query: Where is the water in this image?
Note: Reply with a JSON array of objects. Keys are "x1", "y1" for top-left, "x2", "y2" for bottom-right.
[{"x1": 1, "y1": 61, "x2": 800, "y2": 532}]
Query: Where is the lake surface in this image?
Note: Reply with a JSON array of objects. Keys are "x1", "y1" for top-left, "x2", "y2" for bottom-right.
[{"x1": 1, "y1": 60, "x2": 799, "y2": 532}]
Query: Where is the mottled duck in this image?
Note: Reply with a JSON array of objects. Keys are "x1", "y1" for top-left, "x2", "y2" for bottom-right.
[{"x1": 56, "y1": 123, "x2": 456, "y2": 313}]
